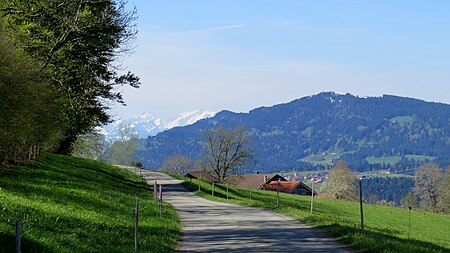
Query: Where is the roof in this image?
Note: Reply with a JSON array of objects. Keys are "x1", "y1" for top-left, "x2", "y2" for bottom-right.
[
  {"x1": 185, "y1": 171, "x2": 218, "y2": 183},
  {"x1": 227, "y1": 173, "x2": 286, "y2": 189},
  {"x1": 262, "y1": 181, "x2": 312, "y2": 194}
]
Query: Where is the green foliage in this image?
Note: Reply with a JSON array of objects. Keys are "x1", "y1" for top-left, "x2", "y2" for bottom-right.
[
  {"x1": 0, "y1": 30, "x2": 65, "y2": 165},
  {"x1": 1, "y1": 0, "x2": 140, "y2": 153},
  {"x1": 71, "y1": 133, "x2": 108, "y2": 160},
  {"x1": 101, "y1": 124, "x2": 141, "y2": 165},
  {"x1": 182, "y1": 178, "x2": 450, "y2": 253},
  {"x1": 0, "y1": 154, "x2": 180, "y2": 252}
]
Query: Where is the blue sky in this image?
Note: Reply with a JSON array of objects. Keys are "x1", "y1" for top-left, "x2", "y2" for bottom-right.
[{"x1": 114, "y1": 0, "x2": 450, "y2": 117}]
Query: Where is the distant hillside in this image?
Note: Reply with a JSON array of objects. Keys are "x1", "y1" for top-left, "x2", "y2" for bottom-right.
[{"x1": 137, "y1": 92, "x2": 450, "y2": 173}]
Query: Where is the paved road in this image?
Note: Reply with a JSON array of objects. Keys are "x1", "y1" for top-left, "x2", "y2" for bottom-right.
[{"x1": 132, "y1": 169, "x2": 351, "y2": 252}]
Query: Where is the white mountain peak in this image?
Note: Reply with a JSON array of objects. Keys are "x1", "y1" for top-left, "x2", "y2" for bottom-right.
[{"x1": 100, "y1": 110, "x2": 216, "y2": 139}]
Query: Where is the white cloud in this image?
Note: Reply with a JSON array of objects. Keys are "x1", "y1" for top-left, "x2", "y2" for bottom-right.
[{"x1": 171, "y1": 24, "x2": 246, "y2": 36}]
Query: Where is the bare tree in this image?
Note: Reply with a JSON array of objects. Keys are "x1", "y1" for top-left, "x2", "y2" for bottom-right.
[
  {"x1": 161, "y1": 155, "x2": 194, "y2": 176},
  {"x1": 413, "y1": 163, "x2": 442, "y2": 212},
  {"x1": 321, "y1": 160, "x2": 356, "y2": 200},
  {"x1": 203, "y1": 126, "x2": 253, "y2": 182}
]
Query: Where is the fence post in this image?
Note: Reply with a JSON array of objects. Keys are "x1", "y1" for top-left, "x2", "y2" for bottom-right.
[
  {"x1": 359, "y1": 179, "x2": 364, "y2": 231},
  {"x1": 310, "y1": 180, "x2": 315, "y2": 214},
  {"x1": 159, "y1": 184, "x2": 163, "y2": 218},
  {"x1": 154, "y1": 181, "x2": 158, "y2": 202},
  {"x1": 15, "y1": 220, "x2": 21, "y2": 253},
  {"x1": 135, "y1": 198, "x2": 139, "y2": 253},
  {"x1": 212, "y1": 182, "x2": 215, "y2": 196},
  {"x1": 226, "y1": 184, "x2": 229, "y2": 200},
  {"x1": 276, "y1": 179, "x2": 280, "y2": 206}
]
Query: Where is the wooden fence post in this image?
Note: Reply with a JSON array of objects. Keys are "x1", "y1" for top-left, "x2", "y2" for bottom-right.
[
  {"x1": 135, "y1": 198, "x2": 139, "y2": 253},
  {"x1": 359, "y1": 179, "x2": 364, "y2": 231},
  {"x1": 15, "y1": 220, "x2": 21, "y2": 253},
  {"x1": 310, "y1": 180, "x2": 315, "y2": 214},
  {"x1": 159, "y1": 184, "x2": 163, "y2": 218},
  {"x1": 226, "y1": 184, "x2": 229, "y2": 200},
  {"x1": 154, "y1": 181, "x2": 158, "y2": 202}
]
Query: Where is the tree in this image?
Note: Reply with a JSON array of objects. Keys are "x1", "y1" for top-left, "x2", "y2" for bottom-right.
[
  {"x1": 0, "y1": 29, "x2": 65, "y2": 165},
  {"x1": 1, "y1": 0, "x2": 140, "y2": 153},
  {"x1": 401, "y1": 192, "x2": 417, "y2": 208},
  {"x1": 413, "y1": 163, "x2": 442, "y2": 212},
  {"x1": 322, "y1": 160, "x2": 356, "y2": 200},
  {"x1": 203, "y1": 126, "x2": 253, "y2": 182},
  {"x1": 161, "y1": 155, "x2": 194, "y2": 176},
  {"x1": 71, "y1": 133, "x2": 108, "y2": 160},
  {"x1": 101, "y1": 124, "x2": 140, "y2": 165},
  {"x1": 437, "y1": 166, "x2": 449, "y2": 213}
]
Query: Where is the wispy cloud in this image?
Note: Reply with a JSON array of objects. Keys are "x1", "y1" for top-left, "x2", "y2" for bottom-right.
[{"x1": 172, "y1": 24, "x2": 246, "y2": 35}]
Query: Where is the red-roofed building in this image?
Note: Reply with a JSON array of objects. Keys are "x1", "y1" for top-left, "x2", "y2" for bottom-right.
[
  {"x1": 227, "y1": 173, "x2": 286, "y2": 190},
  {"x1": 185, "y1": 171, "x2": 218, "y2": 183},
  {"x1": 262, "y1": 181, "x2": 314, "y2": 195}
]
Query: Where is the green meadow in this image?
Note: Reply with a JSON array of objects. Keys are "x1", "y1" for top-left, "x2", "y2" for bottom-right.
[
  {"x1": 183, "y1": 178, "x2": 450, "y2": 253},
  {"x1": 0, "y1": 154, "x2": 180, "y2": 253}
]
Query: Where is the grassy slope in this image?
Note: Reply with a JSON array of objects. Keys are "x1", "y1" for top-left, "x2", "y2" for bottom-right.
[
  {"x1": 0, "y1": 154, "x2": 179, "y2": 253},
  {"x1": 183, "y1": 179, "x2": 449, "y2": 253}
]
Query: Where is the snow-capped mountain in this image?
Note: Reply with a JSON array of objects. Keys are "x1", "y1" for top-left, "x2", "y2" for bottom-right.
[{"x1": 100, "y1": 110, "x2": 216, "y2": 139}]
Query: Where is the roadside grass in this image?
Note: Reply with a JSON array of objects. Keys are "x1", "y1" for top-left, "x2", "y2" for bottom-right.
[
  {"x1": 182, "y1": 178, "x2": 449, "y2": 253},
  {"x1": 0, "y1": 154, "x2": 180, "y2": 253}
]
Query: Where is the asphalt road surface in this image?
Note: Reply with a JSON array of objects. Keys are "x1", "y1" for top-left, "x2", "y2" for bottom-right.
[{"x1": 131, "y1": 169, "x2": 352, "y2": 252}]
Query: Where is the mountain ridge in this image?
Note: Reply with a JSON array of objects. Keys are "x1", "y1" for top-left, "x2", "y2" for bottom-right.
[{"x1": 137, "y1": 92, "x2": 450, "y2": 173}]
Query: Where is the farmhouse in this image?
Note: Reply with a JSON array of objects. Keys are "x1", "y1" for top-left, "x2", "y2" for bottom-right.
[
  {"x1": 262, "y1": 181, "x2": 313, "y2": 195},
  {"x1": 227, "y1": 173, "x2": 287, "y2": 190},
  {"x1": 185, "y1": 171, "x2": 218, "y2": 183}
]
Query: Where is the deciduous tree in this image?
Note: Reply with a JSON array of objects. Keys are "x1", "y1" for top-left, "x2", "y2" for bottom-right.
[
  {"x1": 322, "y1": 160, "x2": 356, "y2": 200},
  {"x1": 161, "y1": 155, "x2": 194, "y2": 176},
  {"x1": 0, "y1": 31, "x2": 65, "y2": 165},
  {"x1": 1, "y1": 0, "x2": 140, "y2": 153},
  {"x1": 413, "y1": 163, "x2": 442, "y2": 212},
  {"x1": 203, "y1": 126, "x2": 253, "y2": 182}
]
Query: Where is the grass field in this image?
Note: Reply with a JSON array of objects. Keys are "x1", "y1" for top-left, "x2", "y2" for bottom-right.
[
  {"x1": 0, "y1": 154, "x2": 180, "y2": 253},
  {"x1": 365, "y1": 156, "x2": 402, "y2": 166},
  {"x1": 183, "y1": 178, "x2": 450, "y2": 253}
]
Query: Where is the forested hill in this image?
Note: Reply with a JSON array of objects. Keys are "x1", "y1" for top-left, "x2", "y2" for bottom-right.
[{"x1": 137, "y1": 92, "x2": 450, "y2": 173}]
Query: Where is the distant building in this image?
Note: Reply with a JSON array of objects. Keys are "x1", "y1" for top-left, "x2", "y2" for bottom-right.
[
  {"x1": 185, "y1": 171, "x2": 218, "y2": 183},
  {"x1": 262, "y1": 181, "x2": 314, "y2": 195},
  {"x1": 227, "y1": 173, "x2": 287, "y2": 190}
]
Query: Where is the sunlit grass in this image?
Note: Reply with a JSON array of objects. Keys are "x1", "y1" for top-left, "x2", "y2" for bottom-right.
[
  {"x1": 183, "y1": 178, "x2": 450, "y2": 253},
  {"x1": 0, "y1": 154, "x2": 180, "y2": 253}
]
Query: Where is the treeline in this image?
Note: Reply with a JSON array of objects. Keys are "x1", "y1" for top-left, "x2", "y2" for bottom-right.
[
  {"x1": 0, "y1": 0, "x2": 139, "y2": 166},
  {"x1": 71, "y1": 125, "x2": 141, "y2": 166},
  {"x1": 323, "y1": 161, "x2": 449, "y2": 213}
]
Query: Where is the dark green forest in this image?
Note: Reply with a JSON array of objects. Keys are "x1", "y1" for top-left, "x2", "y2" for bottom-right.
[
  {"x1": 137, "y1": 92, "x2": 450, "y2": 173},
  {"x1": 0, "y1": 0, "x2": 139, "y2": 166}
]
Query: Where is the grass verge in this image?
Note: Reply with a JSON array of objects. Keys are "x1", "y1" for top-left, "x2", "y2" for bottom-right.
[
  {"x1": 0, "y1": 154, "x2": 180, "y2": 253},
  {"x1": 182, "y1": 178, "x2": 449, "y2": 253}
]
